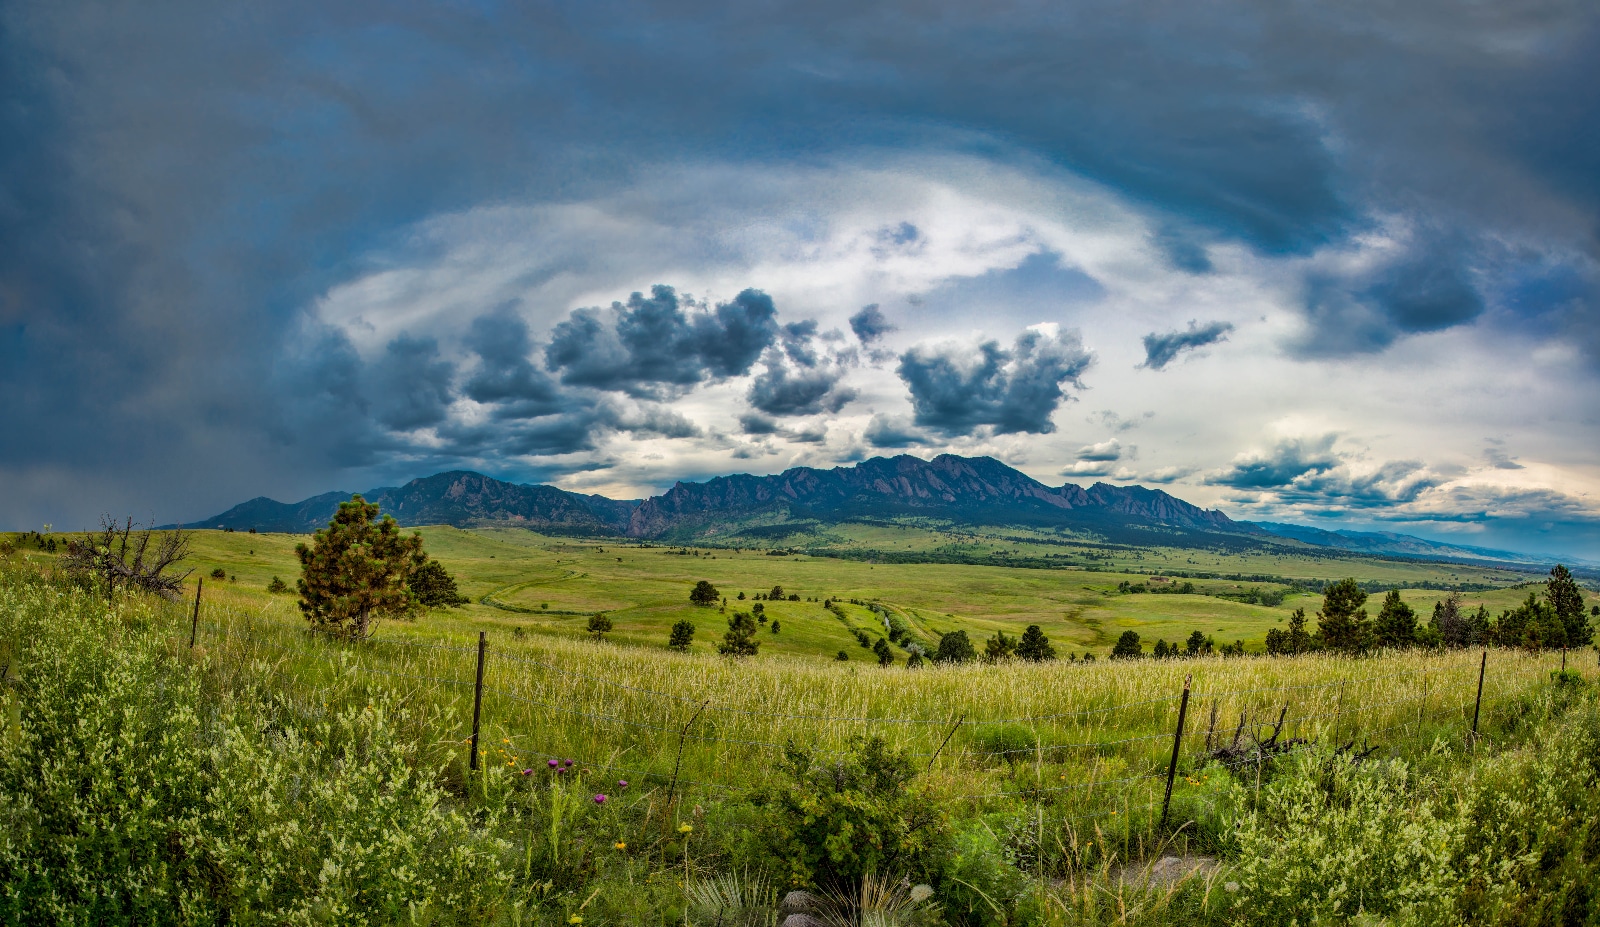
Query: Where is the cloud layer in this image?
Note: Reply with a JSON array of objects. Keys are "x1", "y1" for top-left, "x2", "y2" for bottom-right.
[{"x1": 3, "y1": 1, "x2": 1599, "y2": 558}]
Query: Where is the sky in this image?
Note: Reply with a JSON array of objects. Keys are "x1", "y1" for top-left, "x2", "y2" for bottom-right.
[{"x1": 4, "y1": 1, "x2": 1599, "y2": 560}]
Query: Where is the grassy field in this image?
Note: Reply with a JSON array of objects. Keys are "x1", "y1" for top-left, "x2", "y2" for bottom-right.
[
  {"x1": 2, "y1": 536, "x2": 1596, "y2": 924},
  {"x1": 31, "y1": 525, "x2": 1563, "y2": 664}
]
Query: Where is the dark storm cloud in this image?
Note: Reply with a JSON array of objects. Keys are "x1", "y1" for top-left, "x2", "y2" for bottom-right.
[
  {"x1": 1207, "y1": 435, "x2": 1342, "y2": 489},
  {"x1": 1140, "y1": 321, "x2": 1235, "y2": 370},
  {"x1": 1297, "y1": 235, "x2": 1488, "y2": 355},
  {"x1": 849, "y1": 304, "x2": 896, "y2": 344},
  {"x1": 747, "y1": 320, "x2": 858, "y2": 417},
  {"x1": 864, "y1": 415, "x2": 927, "y2": 448},
  {"x1": 897, "y1": 329, "x2": 1093, "y2": 437},
  {"x1": 370, "y1": 335, "x2": 455, "y2": 430},
  {"x1": 461, "y1": 306, "x2": 564, "y2": 418},
  {"x1": 546, "y1": 285, "x2": 779, "y2": 397},
  {"x1": 5, "y1": 0, "x2": 1600, "y2": 531}
]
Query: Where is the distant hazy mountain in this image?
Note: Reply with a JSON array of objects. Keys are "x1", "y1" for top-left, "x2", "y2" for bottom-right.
[
  {"x1": 1251, "y1": 522, "x2": 1572, "y2": 567},
  {"x1": 185, "y1": 471, "x2": 636, "y2": 535}
]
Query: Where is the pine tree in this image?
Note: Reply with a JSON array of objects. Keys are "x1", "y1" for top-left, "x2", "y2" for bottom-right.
[
  {"x1": 1017, "y1": 624, "x2": 1056, "y2": 661},
  {"x1": 984, "y1": 630, "x2": 1017, "y2": 662},
  {"x1": 718, "y1": 611, "x2": 760, "y2": 656},
  {"x1": 933, "y1": 630, "x2": 976, "y2": 664},
  {"x1": 1374, "y1": 590, "x2": 1418, "y2": 648},
  {"x1": 1430, "y1": 594, "x2": 1471, "y2": 648},
  {"x1": 689, "y1": 580, "x2": 720, "y2": 606},
  {"x1": 409, "y1": 559, "x2": 468, "y2": 607},
  {"x1": 1185, "y1": 630, "x2": 1209, "y2": 656},
  {"x1": 668, "y1": 619, "x2": 696, "y2": 651},
  {"x1": 295, "y1": 495, "x2": 425, "y2": 640},
  {"x1": 1287, "y1": 607, "x2": 1312, "y2": 653},
  {"x1": 873, "y1": 637, "x2": 894, "y2": 666},
  {"x1": 1111, "y1": 630, "x2": 1142, "y2": 659},
  {"x1": 1545, "y1": 565, "x2": 1591, "y2": 646},
  {"x1": 586, "y1": 612, "x2": 613, "y2": 640},
  {"x1": 1316, "y1": 578, "x2": 1373, "y2": 653},
  {"x1": 266, "y1": 576, "x2": 290, "y2": 594}
]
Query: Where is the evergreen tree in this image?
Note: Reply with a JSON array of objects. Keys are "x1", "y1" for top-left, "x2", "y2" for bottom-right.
[
  {"x1": 933, "y1": 629, "x2": 976, "y2": 664},
  {"x1": 295, "y1": 495, "x2": 425, "y2": 640},
  {"x1": 1184, "y1": 630, "x2": 1209, "y2": 656},
  {"x1": 1017, "y1": 624, "x2": 1056, "y2": 661},
  {"x1": 266, "y1": 576, "x2": 290, "y2": 594},
  {"x1": 668, "y1": 619, "x2": 696, "y2": 651},
  {"x1": 409, "y1": 559, "x2": 468, "y2": 607},
  {"x1": 689, "y1": 580, "x2": 720, "y2": 606},
  {"x1": 718, "y1": 610, "x2": 761, "y2": 656},
  {"x1": 1263, "y1": 629, "x2": 1285, "y2": 655},
  {"x1": 1111, "y1": 630, "x2": 1142, "y2": 659},
  {"x1": 1316, "y1": 578, "x2": 1373, "y2": 653},
  {"x1": 1153, "y1": 639, "x2": 1172, "y2": 659},
  {"x1": 1287, "y1": 607, "x2": 1312, "y2": 653},
  {"x1": 984, "y1": 630, "x2": 1017, "y2": 662},
  {"x1": 1494, "y1": 593, "x2": 1567, "y2": 649},
  {"x1": 1545, "y1": 565, "x2": 1591, "y2": 646},
  {"x1": 905, "y1": 650, "x2": 925, "y2": 669},
  {"x1": 873, "y1": 637, "x2": 894, "y2": 666},
  {"x1": 1374, "y1": 589, "x2": 1418, "y2": 648},
  {"x1": 770, "y1": 620, "x2": 780, "y2": 633},
  {"x1": 769, "y1": 585, "x2": 785, "y2": 599},
  {"x1": 836, "y1": 650, "x2": 849, "y2": 661},
  {"x1": 1430, "y1": 594, "x2": 1472, "y2": 648},
  {"x1": 586, "y1": 612, "x2": 613, "y2": 640}
]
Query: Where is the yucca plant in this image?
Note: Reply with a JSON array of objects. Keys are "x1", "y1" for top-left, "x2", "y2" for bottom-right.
[
  {"x1": 814, "y1": 873, "x2": 940, "y2": 927},
  {"x1": 685, "y1": 869, "x2": 778, "y2": 927}
]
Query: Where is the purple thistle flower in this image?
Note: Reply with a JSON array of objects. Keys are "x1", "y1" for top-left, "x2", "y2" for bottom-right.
[
  {"x1": 521, "y1": 768, "x2": 535, "y2": 776},
  {"x1": 564, "y1": 759, "x2": 575, "y2": 767},
  {"x1": 618, "y1": 780, "x2": 629, "y2": 789},
  {"x1": 593, "y1": 794, "x2": 607, "y2": 804},
  {"x1": 548, "y1": 759, "x2": 559, "y2": 768}
]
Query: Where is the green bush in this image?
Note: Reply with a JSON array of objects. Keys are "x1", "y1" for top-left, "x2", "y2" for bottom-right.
[
  {"x1": 0, "y1": 574, "x2": 513, "y2": 925},
  {"x1": 756, "y1": 736, "x2": 948, "y2": 890}
]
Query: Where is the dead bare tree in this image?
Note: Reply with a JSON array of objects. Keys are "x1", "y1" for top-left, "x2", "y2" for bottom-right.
[{"x1": 62, "y1": 516, "x2": 192, "y2": 600}]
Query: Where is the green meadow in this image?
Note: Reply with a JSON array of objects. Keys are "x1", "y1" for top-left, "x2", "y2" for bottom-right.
[{"x1": 93, "y1": 524, "x2": 1557, "y2": 662}]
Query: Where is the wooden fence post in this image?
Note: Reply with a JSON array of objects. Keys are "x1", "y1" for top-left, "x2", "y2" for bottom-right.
[
  {"x1": 1160, "y1": 674, "x2": 1192, "y2": 828},
  {"x1": 189, "y1": 578, "x2": 203, "y2": 649},
  {"x1": 469, "y1": 631, "x2": 487, "y2": 772},
  {"x1": 1470, "y1": 650, "x2": 1487, "y2": 745}
]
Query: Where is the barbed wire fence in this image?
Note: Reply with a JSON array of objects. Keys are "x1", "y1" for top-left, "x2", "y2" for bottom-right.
[{"x1": 176, "y1": 586, "x2": 1581, "y2": 840}]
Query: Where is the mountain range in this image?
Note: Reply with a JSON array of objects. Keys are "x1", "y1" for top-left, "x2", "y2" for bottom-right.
[{"x1": 182, "y1": 453, "x2": 1568, "y2": 568}]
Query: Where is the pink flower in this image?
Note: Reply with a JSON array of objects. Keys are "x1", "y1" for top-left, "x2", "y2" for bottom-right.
[
  {"x1": 618, "y1": 780, "x2": 629, "y2": 789},
  {"x1": 593, "y1": 794, "x2": 607, "y2": 804}
]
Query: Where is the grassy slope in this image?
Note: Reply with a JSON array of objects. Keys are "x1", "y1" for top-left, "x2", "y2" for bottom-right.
[{"x1": 56, "y1": 526, "x2": 1555, "y2": 662}]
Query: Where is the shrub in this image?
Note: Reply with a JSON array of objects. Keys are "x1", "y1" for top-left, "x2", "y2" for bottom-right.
[
  {"x1": 266, "y1": 576, "x2": 290, "y2": 594},
  {"x1": 586, "y1": 612, "x2": 613, "y2": 640},
  {"x1": 210, "y1": 567, "x2": 227, "y2": 580},
  {"x1": 758, "y1": 736, "x2": 947, "y2": 890},
  {"x1": 873, "y1": 637, "x2": 894, "y2": 667},
  {"x1": 836, "y1": 650, "x2": 849, "y2": 661}
]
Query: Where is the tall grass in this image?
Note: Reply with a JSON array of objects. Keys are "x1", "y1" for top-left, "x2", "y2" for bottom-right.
[
  {"x1": 4, "y1": 565, "x2": 1590, "y2": 925},
  {"x1": 190, "y1": 586, "x2": 1566, "y2": 840}
]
